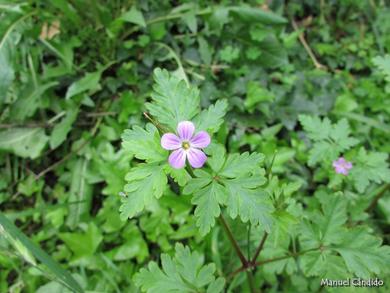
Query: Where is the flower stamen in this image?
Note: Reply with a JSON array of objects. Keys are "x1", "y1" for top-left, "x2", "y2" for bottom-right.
[{"x1": 182, "y1": 141, "x2": 190, "y2": 150}]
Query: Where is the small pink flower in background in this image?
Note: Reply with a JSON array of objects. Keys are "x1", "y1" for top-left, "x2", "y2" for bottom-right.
[
  {"x1": 332, "y1": 157, "x2": 353, "y2": 175},
  {"x1": 161, "y1": 121, "x2": 210, "y2": 169}
]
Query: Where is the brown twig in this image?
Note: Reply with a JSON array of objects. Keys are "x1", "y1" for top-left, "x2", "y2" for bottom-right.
[
  {"x1": 219, "y1": 214, "x2": 248, "y2": 267},
  {"x1": 291, "y1": 19, "x2": 326, "y2": 70},
  {"x1": 251, "y1": 232, "x2": 268, "y2": 264},
  {"x1": 143, "y1": 112, "x2": 169, "y2": 133},
  {"x1": 228, "y1": 247, "x2": 320, "y2": 280}
]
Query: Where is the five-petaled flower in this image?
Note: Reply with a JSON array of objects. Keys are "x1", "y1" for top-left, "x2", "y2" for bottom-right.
[
  {"x1": 332, "y1": 157, "x2": 353, "y2": 175},
  {"x1": 161, "y1": 121, "x2": 210, "y2": 169}
]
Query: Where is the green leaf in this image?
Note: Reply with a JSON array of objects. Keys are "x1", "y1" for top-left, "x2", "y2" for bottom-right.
[
  {"x1": 185, "y1": 172, "x2": 227, "y2": 235},
  {"x1": 134, "y1": 243, "x2": 225, "y2": 293},
  {"x1": 220, "y1": 152, "x2": 272, "y2": 229},
  {"x1": 146, "y1": 68, "x2": 200, "y2": 131},
  {"x1": 219, "y1": 45, "x2": 240, "y2": 63},
  {"x1": 65, "y1": 71, "x2": 102, "y2": 99},
  {"x1": 299, "y1": 115, "x2": 332, "y2": 141},
  {"x1": 182, "y1": 11, "x2": 197, "y2": 33},
  {"x1": 249, "y1": 26, "x2": 269, "y2": 42},
  {"x1": 299, "y1": 115, "x2": 358, "y2": 166},
  {"x1": 0, "y1": 213, "x2": 83, "y2": 292},
  {"x1": 298, "y1": 193, "x2": 390, "y2": 279},
  {"x1": 66, "y1": 159, "x2": 92, "y2": 228},
  {"x1": 0, "y1": 38, "x2": 14, "y2": 102},
  {"x1": 107, "y1": 224, "x2": 148, "y2": 262},
  {"x1": 229, "y1": 6, "x2": 287, "y2": 25},
  {"x1": 300, "y1": 251, "x2": 348, "y2": 279},
  {"x1": 193, "y1": 99, "x2": 228, "y2": 133},
  {"x1": 120, "y1": 6, "x2": 146, "y2": 27},
  {"x1": 59, "y1": 222, "x2": 103, "y2": 261},
  {"x1": 220, "y1": 152, "x2": 265, "y2": 178},
  {"x1": 245, "y1": 81, "x2": 274, "y2": 112},
  {"x1": 183, "y1": 169, "x2": 213, "y2": 195},
  {"x1": 0, "y1": 128, "x2": 49, "y2": 159},
  {"x1": 372, "y1": 54, "x2": 390, "y2": 83},
  {"x1": 164, "y1": 164, "x2": 191, "y2": 187},
  {"x1": 307, "y1": 141, "x2": 334, "y2": 166},
  {"x1": 330, "y1": 119, "x2": 359, "y2": 150},
  {"x1": 11, "y1": 81, "x2": 59, "y2": 120},
  {"x1": 184, "y1": 149, "x2": 272, "y2": 234},
  {"x1": 258, "y1": 35, "x2": 288, "y2": 68},
  {"x1": 50, "y1": 108, "x2": 79, "y2": 149},
  {"x1": 206, "y1": 144, "x2": 226, "y2": 173},
  {"x1": 223, "y1": 173, "x2": 273, "y2": 231},
  {"x1": 300, "y1": 194, "x2": 347, "y2": 247},
  {"x1": 120, "y1": 163, "x2": 167, "y2": 220},
  {"x1": 349, "y1": 148, "x2": 390, "y2": 193},
  {"x1": 334, "y1": 227, "x2": 390, "y2": 278},
  {"x1": 122, "y1": 123, "x2": 167, "y2": 163},
  {"x1": 198, "y1": 36, "x2": 212, "y2": 65}
]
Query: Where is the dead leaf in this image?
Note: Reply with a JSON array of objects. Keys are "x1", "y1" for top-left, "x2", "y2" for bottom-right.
[{"x1": 40, "y1": 20, "x2": 60, "y2": 40}]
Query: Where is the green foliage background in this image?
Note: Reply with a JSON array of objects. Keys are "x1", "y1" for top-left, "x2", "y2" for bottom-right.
[{"x1": 1, "y1": 0, "x2": 390, "y2": 292}]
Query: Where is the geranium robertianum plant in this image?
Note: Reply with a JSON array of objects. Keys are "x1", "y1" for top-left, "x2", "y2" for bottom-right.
[{"x1": 120, "y1": 68, "x2": 390, "y2": 293}]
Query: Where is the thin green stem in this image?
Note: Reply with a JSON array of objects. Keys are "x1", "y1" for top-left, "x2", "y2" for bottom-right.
[
  {"x1": 246, "y1": 270, "x2": 257, "y2": 293},
  {"x1": 185, "y1": 165, "x2": 196, "y2": 177},
  {"x1": 266, "y1": 151, "x2": 277, "y2": 177}
]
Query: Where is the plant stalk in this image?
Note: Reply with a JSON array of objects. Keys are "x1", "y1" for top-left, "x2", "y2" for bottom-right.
[
  {"x1": 228, "y1": 247, "x2": 320, "y2": 279},
  {"x1": 251, "y1": 232, "x2": 268, "y2": 264},
  {"x1": 218, "y1": 214, "x2": 247, "y2": 266},
  {"x1": 365, "y1": 184, "x2": 389, "y2": 213},
  {"x1": 246, "y1": 270, "x2": 257, "y2": 293}
]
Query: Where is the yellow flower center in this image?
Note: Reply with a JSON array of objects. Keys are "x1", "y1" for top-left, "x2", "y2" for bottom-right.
[{"x1": 182, "y1": 141, "x2": 190, "y2": 150}]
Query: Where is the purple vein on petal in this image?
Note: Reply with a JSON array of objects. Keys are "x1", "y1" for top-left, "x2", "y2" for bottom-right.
[
  {"x1": 177, "y1": 121, "x2": 195, "y2": 140},
  {"x1": 190, "y1": 131, "x2": 211, "y2": 148},
  {"x1": 161, "y1": 133, "x2": 182, "y2": 150},
  {"x1": 169, "y1": 149, "x2": 187, "y2": 169},
  {"x1": 187, "y1": 148, "x2": 207, "y2": 168}
]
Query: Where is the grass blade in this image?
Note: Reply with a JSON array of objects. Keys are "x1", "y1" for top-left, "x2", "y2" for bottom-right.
[{"x1": 0, "y1": 213, "x2": 83, "y2": 293}]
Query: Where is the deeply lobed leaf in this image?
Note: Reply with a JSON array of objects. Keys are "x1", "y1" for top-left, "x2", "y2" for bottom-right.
[
  {"x1": 134, "y1": 243, "x2": 225, "y2": 293},
  {"x1": 120, "y1": 163, "x2": 167, "y2": 220},
  {"x1": 146, "y1": 68, "x2": 200, "y2": 131},
  {"x1": 349, "y1": 147, "x2": 390, "y2": 192},
  {"x1": 299, "y1": 115, "x2": 358, "y2": 166},
  {"x1": 122, "y1": 123, "x2": 167, "y2": 163}
]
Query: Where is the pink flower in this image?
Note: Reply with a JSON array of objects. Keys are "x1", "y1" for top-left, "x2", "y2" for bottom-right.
[
  {"x1": 161, "y1": 121, "x2": 210, "y2": 169},
  {"x1": 332, "y1": 157, "x2": 353, "y2": 175}
]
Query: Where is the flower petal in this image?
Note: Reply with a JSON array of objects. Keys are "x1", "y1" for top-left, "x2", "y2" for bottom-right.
[
  {"x1": 338, "y1": 157, "x2": 346, "y2": 164},
  {"x1": 161, "y1": 133, "x2": 181, "y2": 150},
  {"x1": 169, "y1": 148, "x2": 187, "y2": 169},
  {"x1": 190, "y1": 131, "x2": 210, "y2": 148},
  {"x1": 187, "y1": 148, "x2": 207, "y2": 168},
  {"x1": 335, "y1": 165, "x2": 349, "y2": 175},
  {"x1": 177, "y1": 121, "x2": 195, "y2": 140},
  {"x1": 345, "y1": 162, "x2": 353, "y2": 169}
]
